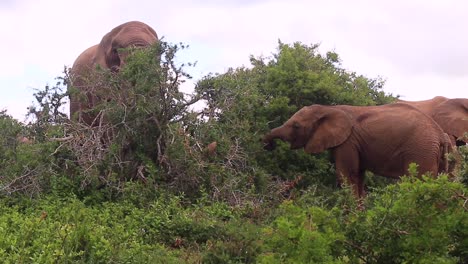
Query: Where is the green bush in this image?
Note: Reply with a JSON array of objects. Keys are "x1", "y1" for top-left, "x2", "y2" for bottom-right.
[
  {"x1": 0, "y1": 193, "x2": 242, "y2": 263},
  {"x1": 0, "y1": 160, "x2": 466, "y2": 263},
  {"x1": 345, "y1": 175, "x2": 467, "y2": 263},
  {"x1": 455, "y1": 145, "x2": 468, "y2": 185},
  {"x1": 0, "y1": 111, "x2": 65, "y2": 197},
  {"x1": 202, "y1": 220, "x2": 262, "y2": 263},
  {"x1": 256, "y1": 175, "x2": 467, "y2": 263},
  {"x1": 258, "y1": 200, "x2": 345, "y2": 263}
]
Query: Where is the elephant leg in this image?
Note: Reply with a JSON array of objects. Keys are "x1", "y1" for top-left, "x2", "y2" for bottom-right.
[
  {"x1": 333, "y1": 146, "x2": 365, "y2": 198},
  {"x1": 404, "y1": 153, "x2": 439, "y2": 178}
]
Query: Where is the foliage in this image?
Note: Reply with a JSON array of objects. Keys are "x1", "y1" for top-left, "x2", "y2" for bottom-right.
[
  {"x1": 345, "y1": 175, "x2": 467, "y2": 263},
  {"x1": 0, "y1": 194, "x2": 217, "y2": 263},
  {"x1": 201, "y1": 219, "x2": 262, "y2": 263},
  {"x1": 258, "y1": 200, "x2": 345, "y2": 263},
  {"x1": 258, "y1": 175, "x2": 467, "y2": 263},
  {"x1": 0, "y1": 110, "x2": 23, "y2": 161},
  {"x1": 64, "y1": 42, "x2": 200, "y2": 187},
  {"x1": 0, "y1": 111, "x2": 64, "y2": 197},
  {"x1": 1, "y1": 174, "x2": 465, "y2": 263},
  {"x1": 256, "y1": 41, "x2": 392, "y2": 127},
  {"x1": 27, "y1": 74, "x2": 69, "y2": 142},
  {"x1": 195, "y1": 41, "x2": 395, "y2": 189},
  {"x1": 455, "y1": 145, "x2": 468, "y2": 185}
]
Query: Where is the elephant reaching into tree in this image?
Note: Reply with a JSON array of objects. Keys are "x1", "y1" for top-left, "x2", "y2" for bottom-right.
[
  {"x1": 397, "y1": 96, "x2": 468, "y2": 146},
  {"x1": 69, "y1": 21, "x2": 158, "y2": 125},
  {"x1": 263, "y1": 103, "x2": 453, "y2": 197}
]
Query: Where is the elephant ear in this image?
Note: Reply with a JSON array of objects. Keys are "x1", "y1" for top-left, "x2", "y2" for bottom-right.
[
  {"x1": 96, "y1": 27, "x2": 122, "y2": 70},
  {"x1": 304, "y1": 107, "x2": 353, "y2": 154},
  {"x1": 432, "y1": 99, "x2": 468, "y2": 143},
  {"x1": 104, "y1": 41, "x2": 121, "y2": 71}
]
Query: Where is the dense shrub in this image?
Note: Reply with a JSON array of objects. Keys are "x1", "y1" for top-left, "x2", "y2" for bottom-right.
[
  {"x1": 0, "y1": 174, "x2": 466, "y2": 263},
  {"x1": 0, "y1": 194, "x2": 240, "y2": 263},
  {"x1": 0, "y1": 111, "x2": 65, "y2": 197},
  {"x1": 258, "y1": 201, "x2": 345, "y2": 263},
  {"x1": 0, "y1": 197, "x2": 179, "y2": 262},
  {"x1": 344, "y1": 176, "x2": 467, "y2": 263},
  {"x1": 202, "y1": 220, "x2": 262, "y2": 263},
  {"x1": 259, "y1": 175, "x2": 467, "y2": 263},
  {"x1": 456, "y1": 145, "x2": 468, "y2": 185}
]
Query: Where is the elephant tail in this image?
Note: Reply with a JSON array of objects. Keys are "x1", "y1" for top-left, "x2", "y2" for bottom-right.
[
  {"x1": 440, "y1": 133, "x2": 453, "y2": 173},
  {"x1": 444, "y1": 142, "x2": 449, "y2": 173}
]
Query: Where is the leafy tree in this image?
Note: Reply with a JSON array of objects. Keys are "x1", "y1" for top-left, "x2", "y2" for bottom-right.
[
  {"x1": 195, "y1": 41, "x2": 395, "y2": 189},
  {"x1": 62, "y1": 42, "x2": 202, "y2": 188},
  {"x1": 27, "y1": 75, "x2": 69, "y2": 142},
  {"x1": 0, "y1": 110, "x2": 61, "y2": 197},
  {"x1": 0, "y1": 110, "x2": 23, "y2": 160},
  {"x1": 251, "y1": 41, "x2": 393, "y2": 127}
]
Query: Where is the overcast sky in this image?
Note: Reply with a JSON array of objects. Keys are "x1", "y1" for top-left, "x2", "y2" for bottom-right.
[{"x1": 1, "y1": 0, "x2": 467, "y2": 121}]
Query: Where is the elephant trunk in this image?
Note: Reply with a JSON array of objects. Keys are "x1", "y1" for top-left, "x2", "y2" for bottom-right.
[{"x1": 263, "y1": 126, "x2": 285, "y2": 151}]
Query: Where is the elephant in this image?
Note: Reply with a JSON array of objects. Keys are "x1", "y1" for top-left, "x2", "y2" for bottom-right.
[
  {"x1": 205, "y1": 141, "x2": 218, "y2": 156},
  {"x1": 69, "y1": 21, "x2": 158, "y2": 125},
  {"x1": 262, "y1": 103, "x2": 453, "y2": 197},
  {"x1": 397, "y1": 96, "x2": 468, "y2": 146}
]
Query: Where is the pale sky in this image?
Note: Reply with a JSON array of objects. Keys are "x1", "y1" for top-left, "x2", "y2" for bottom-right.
[{"x1": 1, "y1": 0, "x2": 467, "y2": 121}]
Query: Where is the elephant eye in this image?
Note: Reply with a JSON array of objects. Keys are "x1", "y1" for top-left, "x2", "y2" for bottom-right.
[{"x1": 293, "y1": 122, "x2": 300, "y2": 129}]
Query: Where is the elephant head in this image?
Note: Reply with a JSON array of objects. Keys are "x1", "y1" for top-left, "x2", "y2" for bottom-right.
[
  {"x1": 70, "y1": 21, "x2": 158, "y2": 125},
  {"x1": 94, "y1": 21, "x2": 158, "y2": 72},
  {"x1": 263, "y1": 105, "x2": 354, "y2": 153}
]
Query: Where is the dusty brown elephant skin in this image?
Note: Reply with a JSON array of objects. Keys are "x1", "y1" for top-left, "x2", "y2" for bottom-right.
[
  {"x1": 397, "y1": 96, "x2": 468, "y2": 146},
  {"x1": 69, "y1": 21, "x2": 158, "y2": 125},
  {"x1": 263, "y1": 103, "x2": 453, "y2": 197}
]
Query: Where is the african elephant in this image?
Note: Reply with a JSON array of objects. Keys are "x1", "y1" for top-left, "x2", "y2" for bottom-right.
[
  {"x1": 69, "y1": 21, "x2": 158, "y2": 125},
  {"x1": 397, "y1": 96, "x2": 468, "y2": 146},
  {"x1": 263, "y1": 103, "x2": 453, "y2": 197}
]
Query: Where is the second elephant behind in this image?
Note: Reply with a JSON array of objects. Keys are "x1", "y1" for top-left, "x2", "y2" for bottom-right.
[
  {"x1": 397, "y1": 96, "x2": 468, "y2": 146},
  {"x1": 263, "y1": 103, "x2": 454, "y2": 197}
]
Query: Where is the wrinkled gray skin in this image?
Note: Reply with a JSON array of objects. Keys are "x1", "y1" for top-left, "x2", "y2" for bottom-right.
[
  {"x1": 69, "y1": 21, "x2": 158, "y2": 125},
  {"x1": 263, "y1": 103, "x2": 453, "y2": 198},
  {"x1": 397, "y1": 96, "x2": 468, "y2": 146}
]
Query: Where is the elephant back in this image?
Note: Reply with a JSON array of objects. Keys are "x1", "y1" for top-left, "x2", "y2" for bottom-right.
[
  {"x1": 397, "y1": 96, "x2": 448, "y2": 115},
  {"x1": 69, "y1": 45, "x2": 99, "y2": 123}
]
